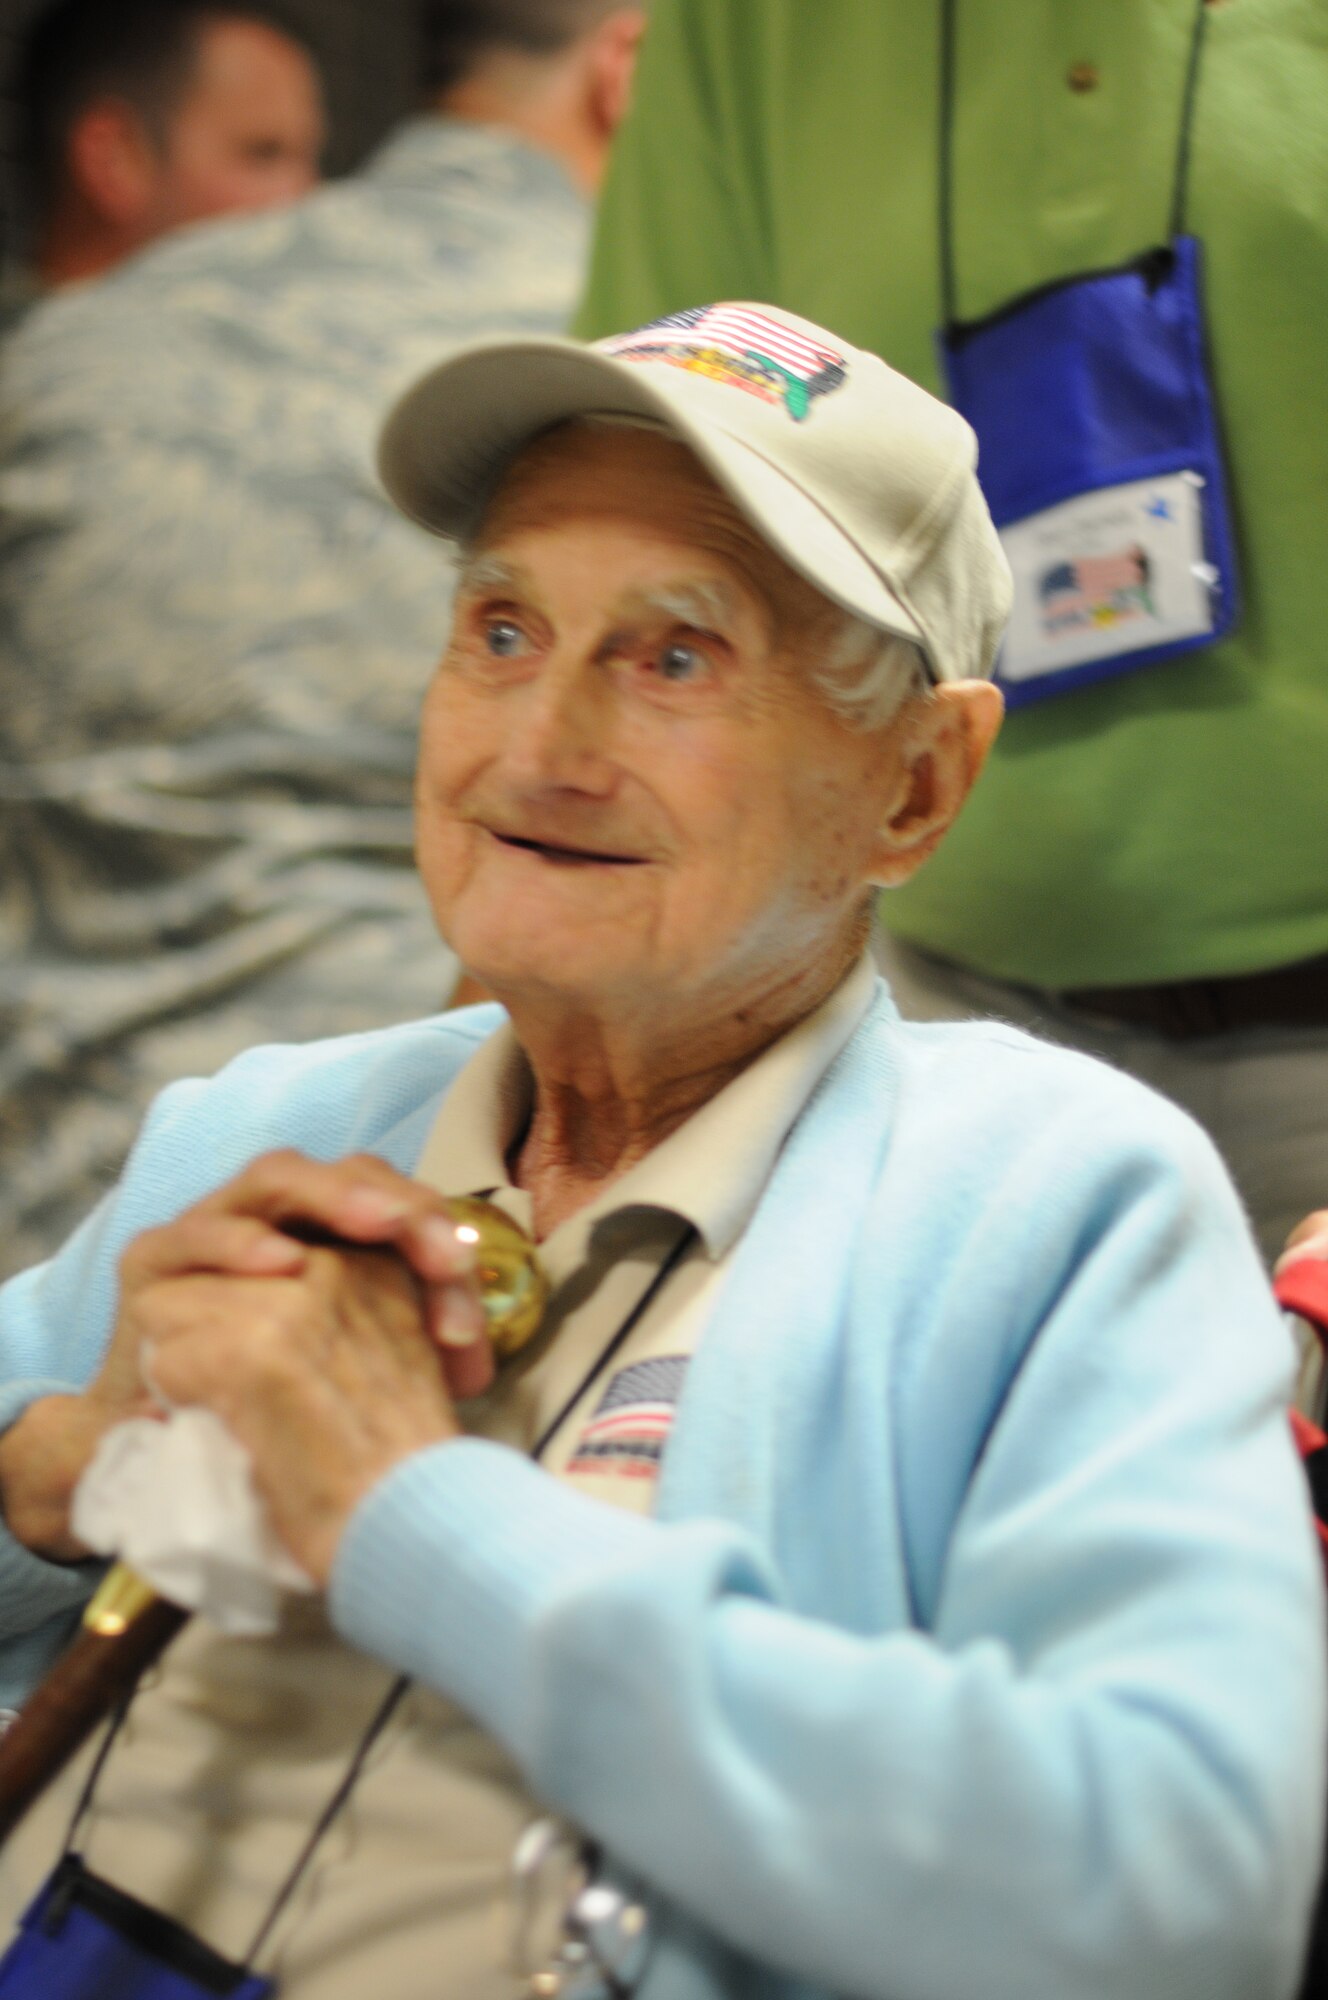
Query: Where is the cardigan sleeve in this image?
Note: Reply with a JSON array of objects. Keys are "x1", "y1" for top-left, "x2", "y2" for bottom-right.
[
  {"x1": 330, "y1": 1087, "x2": 1326, "y2": 2000},
  {"x1": 0, "y1": 1196, "x2": 169, "y2": 1699},
  {"x1": 0, "y1": 1018, "x2": 477, "y2": 1700}
]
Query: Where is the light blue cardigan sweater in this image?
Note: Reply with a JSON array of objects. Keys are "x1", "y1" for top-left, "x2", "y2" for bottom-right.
[{"x1": 0, "y1": 990, "x2": 1323, "y2": 2000}]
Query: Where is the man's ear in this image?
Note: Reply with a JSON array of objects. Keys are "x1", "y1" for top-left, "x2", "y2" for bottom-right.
[
  {"x1": 865, "y1": 679, "x2": 1003, "y2": 888},
  {"x1": 585, "y1": 8, "x2": 649, "y2": 140},
  {"x1": 65, "y1": 99, "x2": 160, "y2": 228}
]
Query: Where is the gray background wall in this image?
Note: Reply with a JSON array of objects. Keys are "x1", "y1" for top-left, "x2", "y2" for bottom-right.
[{"x1": 0, "y1": 0, "x2": 428, "y2": 253}]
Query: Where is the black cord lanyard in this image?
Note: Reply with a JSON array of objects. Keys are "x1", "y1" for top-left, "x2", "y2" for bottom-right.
[
  {"x1": 937, "y1": 0, "x2": 1209, "y2": 328},
  {"x1": 60, "y1": 1674, "x2": 411, "y2": 1973},
  {"x1": 532, "y1": 1219, "x2": 699, "y2": 1463}
]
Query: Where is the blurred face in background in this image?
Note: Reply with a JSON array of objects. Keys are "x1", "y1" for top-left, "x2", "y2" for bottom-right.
[{"x1": 144, "y1": 16, "x2": 324, "y2": 230}]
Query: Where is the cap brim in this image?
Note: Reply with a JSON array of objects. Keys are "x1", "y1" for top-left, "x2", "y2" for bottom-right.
[{"x1": 377, "y1": 338, "x2": 928, "y2": 659}]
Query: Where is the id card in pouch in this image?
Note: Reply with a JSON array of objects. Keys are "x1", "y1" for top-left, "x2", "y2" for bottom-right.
[
  {"x1": 997, "y1": 468, "x2": 1215, "y2": 690},
  {"x1": 939, "y1": 237, "x2": 1239, "y2": 707}
]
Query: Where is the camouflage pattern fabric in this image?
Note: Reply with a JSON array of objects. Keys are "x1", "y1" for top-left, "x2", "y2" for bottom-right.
[{"x1": 0, "y1": 119, "x2": 589, "y2": 1276}]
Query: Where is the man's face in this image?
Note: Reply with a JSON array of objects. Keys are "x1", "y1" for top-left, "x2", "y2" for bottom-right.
[
  {"x1": 147, "y1": 17, "x2": 323, "y2": 230},
  {"x1": 415, "y1": 425, "x2": 917, "y2": 1019}
]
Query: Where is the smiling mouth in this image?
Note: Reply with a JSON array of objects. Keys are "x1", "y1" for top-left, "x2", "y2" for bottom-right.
[{"x1": 491, "y1": 831, "x2": 646, "y2": 867}]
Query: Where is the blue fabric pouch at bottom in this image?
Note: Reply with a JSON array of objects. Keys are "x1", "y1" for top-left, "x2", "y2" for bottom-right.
[
  {"x1": 0, "y1": 1855, "x2": 273, "y2": 2000},
  {"x1": 938, "y1": 237, "x2": 1240, "y2": 707}
]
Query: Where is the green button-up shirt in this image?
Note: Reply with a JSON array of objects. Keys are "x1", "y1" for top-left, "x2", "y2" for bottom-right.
[{"x1": 578, "y1": 0, "x2": 1328, "y2": 988}]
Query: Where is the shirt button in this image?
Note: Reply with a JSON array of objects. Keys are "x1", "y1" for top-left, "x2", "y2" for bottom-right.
[{"x1": 1066, "y1": 61, "x2": 1100, "y2": 92}]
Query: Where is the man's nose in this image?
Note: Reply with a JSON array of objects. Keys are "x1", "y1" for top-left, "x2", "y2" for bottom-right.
[{"x1": 502, "y1": 654, "x2": 618, "y2": 792}]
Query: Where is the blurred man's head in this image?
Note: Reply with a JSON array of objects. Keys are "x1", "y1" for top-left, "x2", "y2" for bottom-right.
[
  {"x1": 15, "y1": 0, "x2": 325, "y2": 287},
  {"x1": 424, "y1": 0, "x2": 648, "y2": 193}
]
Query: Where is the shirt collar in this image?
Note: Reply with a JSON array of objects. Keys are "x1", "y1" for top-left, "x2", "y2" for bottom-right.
[
  {"x1": 415, "y1": 954, "x2": 878, "y2": 1262},
  {"x1": 364, "y1": 114, "x2": 586, "y2": 213}
]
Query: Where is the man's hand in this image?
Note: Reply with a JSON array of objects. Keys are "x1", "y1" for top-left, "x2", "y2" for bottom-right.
[
  {"x1": 1277, "y1": 1209, "x2": 1328, "y2": 1274},
  {"x1": 140, "y1": 1233, "x2": 463, "y2": 1586},
  {"x1": 0, "y1": 1152, "x2": 493, "y2": 1574}
]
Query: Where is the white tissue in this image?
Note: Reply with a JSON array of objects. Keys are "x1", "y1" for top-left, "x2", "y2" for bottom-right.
[{"x1": 71, "y1": 1408, "x2": 314, "y2": 1635}]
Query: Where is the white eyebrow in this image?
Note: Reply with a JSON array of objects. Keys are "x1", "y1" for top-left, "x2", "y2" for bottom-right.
[
  {"x1": 455, "y1": 552, "x2": 521, "y2": 596},
  {"x1": 634, "y1": 579, "x2": 738, "y2": 631},
  {"x1": 455, "y1": 556, "x2": 740, "y2": 634}
]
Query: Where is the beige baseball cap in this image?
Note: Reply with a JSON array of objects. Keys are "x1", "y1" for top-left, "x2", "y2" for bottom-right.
[{"x1": 378, "y1": 302, "x2": 1012, "y2": 684}]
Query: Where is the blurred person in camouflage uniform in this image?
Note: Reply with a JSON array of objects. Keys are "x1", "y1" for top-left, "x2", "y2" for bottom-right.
[
  {"x1": 0, "y1": 0, "x2": 647, "y2": 1278},
  {"x1": 5, "y1": 0, "x2": 325, "y2": 315}
]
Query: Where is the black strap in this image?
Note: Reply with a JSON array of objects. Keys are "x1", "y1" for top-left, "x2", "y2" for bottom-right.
[
  {"x1": 936, "y1": 0, "x2": 959, "y2": 330},
  {"x1": 1168, "y1": 0, "x2": 1209, "y2": 243},
  {"x1": 938, "y1": 0, "x2": 1208, "y2": 328},
  {"x1": 59, "y1": 1667, "x2": 412, "y2": 1974},
  {"x1": 60, "y1": 1692, "x2": 132, "y2": 1863},
  {"x1": 243, "y1": 1673, "x2": 409, "y2": 1966},
  {"x1": 1302, "y1": 1443, "x2": 1328, "y2": 1527}
]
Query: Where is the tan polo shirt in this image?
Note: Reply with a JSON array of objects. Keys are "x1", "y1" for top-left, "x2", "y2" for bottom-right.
[{"x1": 0, "y1": 960, "x2": 874, "y2": 1999}]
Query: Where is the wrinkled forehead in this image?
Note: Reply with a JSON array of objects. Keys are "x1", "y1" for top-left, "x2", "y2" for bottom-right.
[
  {"x1": 474, "y1": 417, "x2": 727, "y2": 532},
  {"x1": 469, "y1": 418, "x2": 850, "y2": 639}
]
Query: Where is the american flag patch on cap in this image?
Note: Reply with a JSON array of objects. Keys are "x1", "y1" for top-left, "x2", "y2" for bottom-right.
[
  {"x1": 605, "y1": 306, "x2": 842, "y2": 379},
  {"x1": 599, "y1": 306, "x2": 847, "y2": 422}
]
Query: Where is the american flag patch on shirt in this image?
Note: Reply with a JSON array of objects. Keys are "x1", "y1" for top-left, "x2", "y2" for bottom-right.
[{"x1": 567, "y1": 1356, "x2": 689, "y2": 1478}]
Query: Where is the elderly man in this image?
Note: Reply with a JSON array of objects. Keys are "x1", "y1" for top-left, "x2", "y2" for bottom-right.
[{"x1": 0, "y1": 307, "x2": 1321, "y2": 1999}]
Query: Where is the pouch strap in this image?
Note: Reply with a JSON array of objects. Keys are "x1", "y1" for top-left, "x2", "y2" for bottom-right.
[
  {"x1": 242, "y1": 1673, "x2": 408, "y2": 1967},
  {"x1": 57, "y1": 1672, "x2": 410, "y2": 1976},
  {"x1": 938, "y1": 0, "x2": 1209, "y2": 327},
  {"x1": 531, "y1": 1221, "x2": 698, "y2": 1464}
]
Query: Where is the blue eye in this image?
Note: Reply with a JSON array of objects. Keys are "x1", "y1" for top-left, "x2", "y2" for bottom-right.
[
  {"x1": 484, "y1": 619, "x2": 525, "y2": 658},
  {"x1": 658, "y1": 641, "x2": 707, "y2": 682}
]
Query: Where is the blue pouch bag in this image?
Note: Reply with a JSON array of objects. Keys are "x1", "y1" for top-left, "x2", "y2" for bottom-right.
[
  {"x1": 0, "y1": 1675, "x2": 408, "y2": 1999},
  {"x1": 0, "y1": 1856, "x2": 272, "y2": 2000},
  {"x1": 935, "y1": 0, "x2": 1238, "y2": 707}
]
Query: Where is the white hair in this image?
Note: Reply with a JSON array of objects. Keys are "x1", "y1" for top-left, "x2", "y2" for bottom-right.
[{"x1": 811, "y1": 617, "x2": 932, "y2": 732}]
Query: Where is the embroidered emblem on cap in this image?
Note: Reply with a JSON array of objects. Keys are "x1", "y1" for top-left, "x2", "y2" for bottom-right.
[
  {"x1": 600, "y1": 306, "x2": 847, "y2": 423},
  {"x1": 567, "y1": 1355, "x2": 688, "y2": 1479}
]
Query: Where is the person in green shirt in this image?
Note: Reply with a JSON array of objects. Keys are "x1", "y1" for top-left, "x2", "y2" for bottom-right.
[{"x1": 576, "y1": 0, "x2": 1328, "y2": 1259}]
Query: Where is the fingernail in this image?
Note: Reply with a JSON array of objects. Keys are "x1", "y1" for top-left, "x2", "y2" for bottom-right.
[
  {"x1": 253, "y1": 1234, "x2": 305, "y2": 1271},
  {"x1": 422, "y1": 1216, "x2": 476, "y2": 1272},
  {"x1": 436, "y1": 1282, "x2": 486, "y2": 1347},
  {"x1": 342, "y1": 1187, "x2": 409, "y2": 1229}
]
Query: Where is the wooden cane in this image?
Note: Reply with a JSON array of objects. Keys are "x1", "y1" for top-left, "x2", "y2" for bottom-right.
[{"x1": 0, "y1": 1198, "x2": 546, "y2": 1847}]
